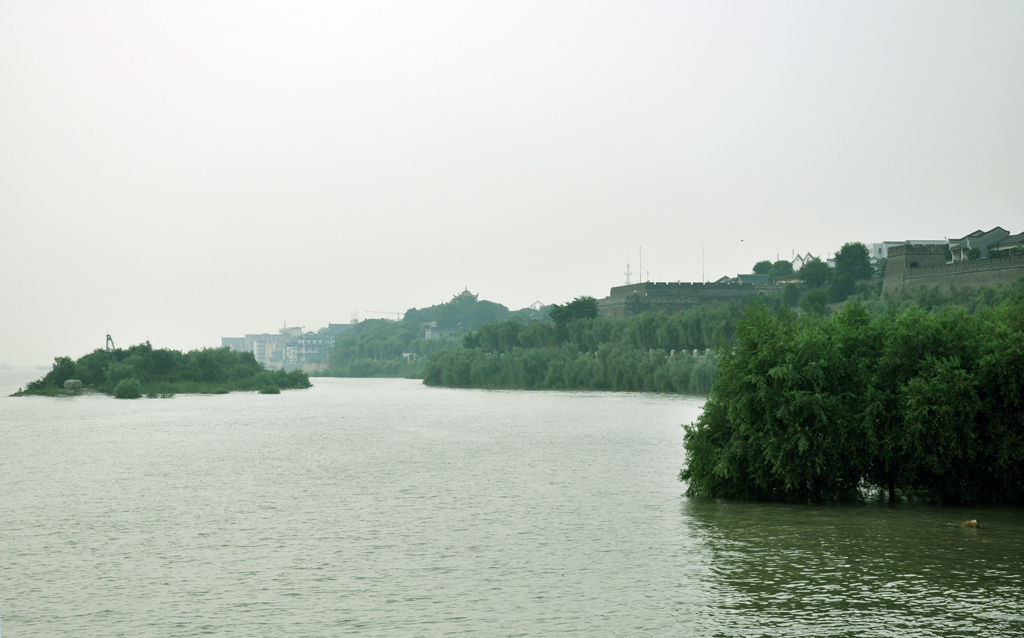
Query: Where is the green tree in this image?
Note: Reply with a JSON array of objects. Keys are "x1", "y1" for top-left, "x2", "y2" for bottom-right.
[
  {"x1": 113, "y1": 377, "x2": 143, "y2": 399},
  {"x1": 828, "y1": 274, "x2": 856, "y2": 304},
  {"x1": 864, "y1": 307, "x2": 983, "y2": 501},
  {"x1": 767, "y1": 260, "x2": 794, "y2": 282},
  {"x1": 50, "y1": 356, "x2": 77, "y2": 386},
  {"x1": 548, "y1": 296, "x2": 599, "y2": 332},
  {"x1": 798, "y1": 257, "x2": 831, "y2": 288},
  {"x1": 680, "y1": 304, "x2": 870, "y2": 501},
  {"x1": 682, "y1": 299, "x2": 1024, "y2": 504},
  {"x1": 799, "y1": 289, "x2": 828, "y2": 315},
  {"x1": 472, "y1": 320, "x2": 524, "y2": 354},
  {"x1": 519, "y1": 321, "x2": 558, "y2": 348},
  {"x1": 753, "y1": 260, "x2": 773, "y2": 274},
  {"x1": 873, "y1": 257, "x2": 888, "y2": 278},
  {"x1": 834, "y1": 242, "x2": 874, "y2": 281},
  {"x1": 899, "y1": 357, "x2": 981, "y2": 503},
  {"x1": 783, "y1": 283, "x2": 801, "y2": 307}
]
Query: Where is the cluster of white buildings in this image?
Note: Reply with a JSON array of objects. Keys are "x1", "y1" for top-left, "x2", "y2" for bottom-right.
[
  {"x1": 221, "y1": 323, "x2": 354, "y2": 371},
  {"x1": 868, "y1": 226, "x2": 1022, "y2": 263},
  {"x1": 781, "y1": 227, "x2": 1022, "y2": 278},
  {"x1": 742, "y1": 227, "x2": 1022, "y2": 286}
]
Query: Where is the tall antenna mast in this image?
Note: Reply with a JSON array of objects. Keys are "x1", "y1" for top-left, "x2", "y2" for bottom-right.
[
  {"x1": 624, "y1": 260, "x2": 633, "y2": 284},
  {"x1": 702, "y1": 246, "x2": 705, "y2": 284},
  {"x1": 639, "y1": 246, "x2": 642, "y2": 284}
]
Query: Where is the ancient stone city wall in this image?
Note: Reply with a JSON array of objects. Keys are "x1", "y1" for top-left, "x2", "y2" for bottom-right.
[{"x1": 884, "y1": 244, "x2": 1024, "y2": 295}]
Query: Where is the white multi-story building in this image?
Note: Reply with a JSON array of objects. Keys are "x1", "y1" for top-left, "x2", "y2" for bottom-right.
[
  {"x1": 868, "y1": 240, "x2": 946, "y2": 262},
  {"x1": 222, "y1": 325, "x2": 341, "y2": 370}
]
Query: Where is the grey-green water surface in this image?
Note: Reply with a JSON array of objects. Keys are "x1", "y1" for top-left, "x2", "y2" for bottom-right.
[{"x1": 2, "y1": 372, "x2": 1021, "y2": 636}]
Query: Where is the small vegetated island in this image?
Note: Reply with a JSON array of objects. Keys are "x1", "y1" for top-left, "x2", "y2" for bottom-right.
[{"x1": 15, "y1": 342, "x2": 311, "y2": 399}]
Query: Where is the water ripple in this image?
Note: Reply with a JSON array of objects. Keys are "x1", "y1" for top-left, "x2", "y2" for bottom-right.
[{"x1": 1, "y1": 374, "x2": 1022, "y2": 636}]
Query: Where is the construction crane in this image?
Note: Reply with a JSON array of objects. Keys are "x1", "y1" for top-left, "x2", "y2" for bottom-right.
[{"x1": 364, "y1": 309, "x2": 403, "y2": 319}]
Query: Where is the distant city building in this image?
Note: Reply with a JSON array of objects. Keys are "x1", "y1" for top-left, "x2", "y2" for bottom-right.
[
  {"x1": 221, "y1": 337, "x2": 246, "y2": 352},
  {"x1": 713, "y1": 274, "x2": 769, "y2": 284},
  {"x1": 992, "y1": 231, "x2": 1024, "y2": 256},
  {"x1": 791, "y1": 253, "x2": 817, "y2": 271},
  {"x1": 298, "y1": 331, "x2": 334, "y2": 363},
  {"x1": 868, "y1": 240, "x2": 946, "y2": 262},
  {"x1": 948, "y1": 227, "x2": 1010, "y2": 262},
  {"x1": 789, "y1": 252, "x2": 839, "y2": 270},
  {"x1": 882, "y1": 226, "x2": 1023, "y2": 295},
  {"x1": 222, "y1": 324, "x2": 340, "y2": 371},
  {"x1": 869, "y1": 228, "x2": 1013, "y2": 264},
  {"x1": 774, "y1": 273, "x2": 802, "y2": 285},
  {"x1": 324, "y1": 323, "x2": 355, "y2": 336},
  {"x1": 737, "y1": 274, "x2": 769, "y2": 284},
  {"x1": 423, "y1": 323, "x2": 456, "y2": 340}
]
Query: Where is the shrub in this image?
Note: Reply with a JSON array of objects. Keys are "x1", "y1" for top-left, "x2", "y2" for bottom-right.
[{"x1": 113, "y1": 377, "x2": 143, "y2": 399}]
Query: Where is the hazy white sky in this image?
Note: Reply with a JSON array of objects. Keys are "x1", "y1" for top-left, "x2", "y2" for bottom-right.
[{"x1": 2, "y1": 1, "x2": 1023, "y2": 364}]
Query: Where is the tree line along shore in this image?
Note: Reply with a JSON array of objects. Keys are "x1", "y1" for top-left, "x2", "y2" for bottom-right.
[
  {"x1": 425, "y1": 283, "x2": 1023, "y2": 504},
  {"x1": 421, "y1": 296, "x2": 723, "y2": 393},
  {"x1": 330, "y1": 271, "x2": 1023, "y2": 400},
  {"x1": 322, "y1": 242, "x2": 1023, "y2": 389},
  {"x1": 18, "y1": 241, "x2": 1024, "y2": 504},
  {"x1": 352, "y1": 240, "x2": 1024, "y2": 504}
]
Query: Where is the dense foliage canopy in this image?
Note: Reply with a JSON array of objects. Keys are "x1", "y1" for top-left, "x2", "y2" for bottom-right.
[
  {"x1": 423, "y1": 301, "x2": 749, "y2": 394},
  {"x1": 403, "y1": 291, "x2": 532, "y2": 329},
  {"x1": 325, "y1": 319, "x2": 438, "y2": 378},
  {"x1": 547, "y1": 296, "x2": 599, "y2": 332},
  {"x1": 324, "y1": 292, "x2": 538, "y2": 377},
  {"x1": 798, "y1": 256, "x2": 831, "y2": 288},
  {"x1": 752, "y1": 259, "x2": 794, "y2": 281},
  {"x1": 834, "y1": 242, "x2": 874, "y2": 281},
  {"x1": 681, "y1": 298, "x2": 1024, "y2": 504},
  {"x1": 21, "y1": 342, "x2": 310, "y2": 397}
]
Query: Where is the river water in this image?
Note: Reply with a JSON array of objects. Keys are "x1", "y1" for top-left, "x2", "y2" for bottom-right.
[{"x1": 2, "y1": 371, "x2": 1022, "y2": 637}]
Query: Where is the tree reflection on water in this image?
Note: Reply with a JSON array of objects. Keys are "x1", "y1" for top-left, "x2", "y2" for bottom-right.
[{"x1": 678, "y1": 498, "x2": 1024, "y2": 636}]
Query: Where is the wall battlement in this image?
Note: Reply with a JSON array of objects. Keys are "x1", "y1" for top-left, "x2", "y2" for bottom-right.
[
  {"x1": 599, "y1": 281, "x2": 781, "y2": 319},
  {"x1": 883, "y1": 244, "x2": 1024, "y2": 295}
]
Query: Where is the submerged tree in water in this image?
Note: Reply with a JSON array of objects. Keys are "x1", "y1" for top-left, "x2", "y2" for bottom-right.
[{"x1": 681, "y1": 298, "x2": 1024, "y2": 504}]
